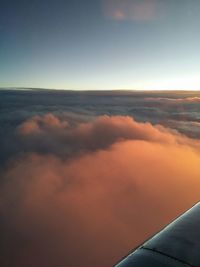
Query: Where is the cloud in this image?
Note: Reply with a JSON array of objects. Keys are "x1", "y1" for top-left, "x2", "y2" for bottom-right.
[
  {"x1": 163, "y1": 120, "x2": 200, "y2": 139},
  {"x1": 1, "y1": 114, "x2": 200, "y2": 266},
  {"x1": 145, "y1": 96, "x2": 200, "y2": 103},
  {"x1": 16, "y1": 113, "x2": 200, "y2": 157}
]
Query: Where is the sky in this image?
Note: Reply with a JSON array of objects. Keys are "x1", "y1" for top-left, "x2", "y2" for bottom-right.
[{"x1": 0, "y1": 0, "x2": 200, "y2": 90}]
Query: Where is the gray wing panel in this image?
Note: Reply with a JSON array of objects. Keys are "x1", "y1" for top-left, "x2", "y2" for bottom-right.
[
  {"x1": 115, "y1": 248, "x2": 188, "y2": 267},
  {"x1": 143, "y1": 202, "x2": 200, "y2": 267},
  {"x1": 114, "y1": 202, "x2": 200, "y2": 267}
]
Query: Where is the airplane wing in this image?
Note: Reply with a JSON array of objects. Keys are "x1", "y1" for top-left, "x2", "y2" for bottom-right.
[{"x1": 114, "y1": 202, "x2": 200, "y2": 267}]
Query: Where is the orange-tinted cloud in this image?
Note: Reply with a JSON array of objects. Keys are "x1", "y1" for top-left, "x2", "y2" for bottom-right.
[
  {"x1": 16, "y1": 114, "x2": 200, "y2": 157},
  {"x1": 146, "y1": 96, "x2": 200, "y2": 103},
  {"x1": 1, "y1": 115, "x2": 200, "y2": 266}
]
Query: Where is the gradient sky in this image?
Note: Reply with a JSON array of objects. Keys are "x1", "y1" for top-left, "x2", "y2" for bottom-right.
[{"x1": 1, "y1": 0, "x2": 200, "y2": 90}]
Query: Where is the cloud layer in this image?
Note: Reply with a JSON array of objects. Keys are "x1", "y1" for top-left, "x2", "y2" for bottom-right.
[
  {"x1": 17, "y1": 113, "x2": 200, "y2": 157},
  {"x1": 1, "y1": 114, "x2": 200, "y2": 266},
  {"x1": 145, "y1": 96, "x2": 200, "y2": 103}
]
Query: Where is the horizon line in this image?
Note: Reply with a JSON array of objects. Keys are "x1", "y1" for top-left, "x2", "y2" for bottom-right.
[{"x1": 1, "y1": 87, "x2": 200, "y2": 92}]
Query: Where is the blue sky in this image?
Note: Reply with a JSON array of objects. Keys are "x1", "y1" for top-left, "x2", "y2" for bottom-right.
[{"x1": 1, "y1": 0, "x2": 200, "y2": 90}]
